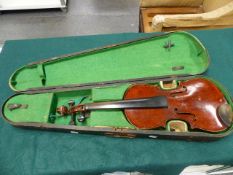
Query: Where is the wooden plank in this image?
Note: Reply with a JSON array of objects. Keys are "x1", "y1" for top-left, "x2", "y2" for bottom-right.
[
  {"x1": 140, "y1": 0, "x2": 233, "y2": 33},
  {"x1": 161, "y1": 24, "x2": 233, "y2": 32},
  {"x1": 203, "y1": 0, "x2": 233, "y2": 12},
  {"x1": 152, "y1": 1, "x2": 233, "y2": 32},
  {"x1": 140, "y1": 7, "x2": 203, "y2": 32},
  {"x1": 140, "y1": 0, "x2": 203, "y2": 8}
]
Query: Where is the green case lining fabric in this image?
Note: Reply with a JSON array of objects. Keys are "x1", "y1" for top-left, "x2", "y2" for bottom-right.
[
  {"x1": 36, "y1": 64, "x2": 46, "y2": 85},
  {"x1": 3, "y1": 85, "x2": 135, "y2": 128},
  {"x1": 4, "y1": 93, "x2": 53, "y2": 123},
  {"x1": 92, "y1": 84, "x2": 129, "y2": 102},
  {"x1": 9, "y1": 32, "x2": 209, "y2": 92},
  {"x1": 85, "y1": 111, "x2": 134, "y2": 128},
  {"x1": 90, "y1": 84, "x2": 134, "y2": 128}
]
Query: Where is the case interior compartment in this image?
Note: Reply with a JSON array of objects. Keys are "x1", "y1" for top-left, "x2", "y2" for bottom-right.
[
  {"x1": 9, "y1": 32, "x2": 209, "y2": 92},
  {"x1": 3, "y1": 77, "x2": 233, "y2": 135}
]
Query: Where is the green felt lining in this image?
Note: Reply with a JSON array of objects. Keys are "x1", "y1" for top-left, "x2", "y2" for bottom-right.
[
  {"x1": 9, "y1": 32, "x2": 209, "y2": 92},
  {"x1": 92, "y1": 84, "x2": 129, "y2": 102},
  {"x1": 4, "y1": 93, "x2": 53, "y2": 123}
]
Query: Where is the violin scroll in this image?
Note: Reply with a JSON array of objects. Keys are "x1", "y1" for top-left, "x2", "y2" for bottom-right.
[{"x1": 56, "y1": 104, "x2": 85, "y2": 116}]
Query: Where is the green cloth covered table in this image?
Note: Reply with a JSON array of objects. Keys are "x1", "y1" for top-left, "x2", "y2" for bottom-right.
[{"x1": 0, "y1": 29, "x2": 233, "y2": 175}]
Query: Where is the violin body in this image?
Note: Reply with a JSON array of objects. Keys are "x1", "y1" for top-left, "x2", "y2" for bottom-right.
[{"x1": 124, "y1": 78, "x2": 230, "y2": 132}]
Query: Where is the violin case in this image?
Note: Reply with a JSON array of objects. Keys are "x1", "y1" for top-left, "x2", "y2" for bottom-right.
[{"x1": 2, "y1": 31, "x2": 233, "y2": 141}]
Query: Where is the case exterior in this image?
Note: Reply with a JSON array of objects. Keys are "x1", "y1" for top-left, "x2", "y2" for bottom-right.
[{"x1": 2, "y1": 31, "x2": 233, "y2": 141}]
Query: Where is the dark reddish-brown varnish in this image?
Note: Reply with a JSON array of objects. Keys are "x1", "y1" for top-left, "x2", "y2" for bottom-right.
[{"x1": 124, "y1": 78, "x2": 228, "y2": 132}]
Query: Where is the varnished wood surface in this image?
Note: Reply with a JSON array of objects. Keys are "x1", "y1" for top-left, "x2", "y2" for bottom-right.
[{"x1": 124, "y1": 78, "x2": 229, "y2": 132}]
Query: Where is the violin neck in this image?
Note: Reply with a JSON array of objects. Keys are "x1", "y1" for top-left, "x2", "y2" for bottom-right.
[{"x1": 81, "y1": 96, "x2": 168, "y2": 111}]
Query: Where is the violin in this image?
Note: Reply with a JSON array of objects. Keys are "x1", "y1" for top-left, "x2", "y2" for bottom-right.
[{"x1": 57, "y1": 78, "x2": 233, "y2": 132}]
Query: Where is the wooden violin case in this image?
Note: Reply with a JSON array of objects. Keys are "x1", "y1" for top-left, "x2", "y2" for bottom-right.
[{"x1": 2, "y1": 31, "x2": 233, "y2": 141}]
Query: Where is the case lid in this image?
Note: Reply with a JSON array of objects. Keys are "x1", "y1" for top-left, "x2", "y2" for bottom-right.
[{"x1": 9, "y1": 31, "x2": 209, "y2": 92}]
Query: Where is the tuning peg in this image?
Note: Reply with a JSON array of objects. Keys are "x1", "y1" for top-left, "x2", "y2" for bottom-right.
[
  {"x1": 77, "y1": 114, "x2": 85, "y2": 122},
  {"x1": 68, "y1": 100, "x2": 75, "y2": 107}
]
